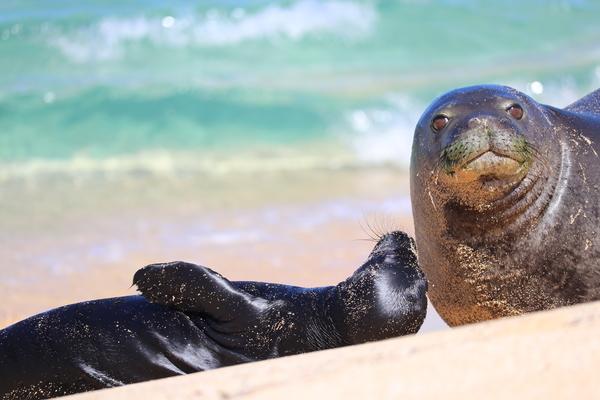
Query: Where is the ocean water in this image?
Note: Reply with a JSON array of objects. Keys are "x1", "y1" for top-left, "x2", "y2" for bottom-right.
[{"x1": 2, "y1": 0, "x2": 600, "y2": 180}]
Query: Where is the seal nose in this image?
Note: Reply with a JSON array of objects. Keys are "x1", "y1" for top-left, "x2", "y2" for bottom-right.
[
  {"x1": 467, "y1": 114, "x2": 510, "y2": 133},
  {"x1": 378, "y1": 231, "x2": 410, "y2": 248},
  {"x1": 467, "y1": 115, "x2": 491, "y2": 129},
  {"x1": 369, "y1": 231, "x2": 414, "y2": 259}
]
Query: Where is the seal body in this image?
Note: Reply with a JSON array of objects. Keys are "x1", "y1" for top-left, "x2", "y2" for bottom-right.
[
  {"x1": 0, "y1": 232, "x2": 427, "y2": 399},
  {"x1": 410, "y1": 85, "x2": 600, "y2": 326}
]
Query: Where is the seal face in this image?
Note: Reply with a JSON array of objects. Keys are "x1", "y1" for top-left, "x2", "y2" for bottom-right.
[
  {"x1": 0, "y1": 231, "x2": 427, "y2": 399},
  {"x1": 411, "y1": 84, "x2": 600, "y2": 326},
  {"x1": 416, "y1": 85, "x2": 554, "y2": 211}
]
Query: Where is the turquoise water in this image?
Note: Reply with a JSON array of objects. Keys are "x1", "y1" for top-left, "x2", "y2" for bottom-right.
[{"x1": 1, "y1": 0, "x2": 600, "y2": 176}]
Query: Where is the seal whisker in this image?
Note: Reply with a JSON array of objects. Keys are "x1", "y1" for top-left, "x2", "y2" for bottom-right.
[
  {"x1": 352, "y1": 238, "x2": 379, "y2": 243},
  {"x1": 359, "y1": 219, "x2": 380, "y2": 242},
  {"x1": 371, "y1": 214, "x2": 394, "y2": 239},
  {"x1": 364, "y1": 217, "x2": 384, "y2": 241}
]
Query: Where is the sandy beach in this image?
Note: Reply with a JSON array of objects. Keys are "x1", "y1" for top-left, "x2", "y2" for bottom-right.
[
  {"x1": 0, "y1": 167, "x2": 447, "y2": 331},
  {"x1": 63, "y1": 300, "x2": 600, "y2": 400}
]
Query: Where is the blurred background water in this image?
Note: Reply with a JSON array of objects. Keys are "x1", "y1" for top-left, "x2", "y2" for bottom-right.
[
  {"x1": 1, "y1": 0, "x2": 600, "y2": 330},
  {"x1": 2, "y1": 0, "x2": 600, "y2": 178}
]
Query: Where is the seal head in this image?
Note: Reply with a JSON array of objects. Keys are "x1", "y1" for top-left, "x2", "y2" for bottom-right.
[
  {"x1": 413, "y1": 85, "x2": 558, "y2": 212},
  {"x1": 411, "y1": 85, "x2": 600, "y2": 326}
]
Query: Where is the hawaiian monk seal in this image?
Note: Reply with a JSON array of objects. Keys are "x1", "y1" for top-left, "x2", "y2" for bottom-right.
[
  {"x1": 410, "y1": 84, "x2": 600, "y2": 326},
  {"x1": 0, "y1": 231, "x2": 427, "y2": 399}
]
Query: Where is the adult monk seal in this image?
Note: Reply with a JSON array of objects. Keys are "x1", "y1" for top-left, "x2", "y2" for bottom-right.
[
  {"x1": 410, "y1": 84, "x2": 600, "y2": 326},
  {"x1": 0, "y1": 231, "x2": 427, "y2": 400}
]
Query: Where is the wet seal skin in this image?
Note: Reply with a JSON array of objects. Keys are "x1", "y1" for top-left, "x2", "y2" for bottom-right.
[
  {"x1": 0, "y1": 231, "x2": 427, "y2": 400},
  {"x1": 410, "y1": 84, "x2": 600, "y2": 326}
]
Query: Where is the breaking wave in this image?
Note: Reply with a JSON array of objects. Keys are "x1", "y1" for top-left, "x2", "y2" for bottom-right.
[{"x1": 50, "y1": 0, "x2": 377, "y2": 63}]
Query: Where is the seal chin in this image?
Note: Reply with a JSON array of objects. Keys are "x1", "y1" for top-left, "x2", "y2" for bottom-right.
[{"x1": 438, "y1": 148, "x2": 532, "y2": 208}]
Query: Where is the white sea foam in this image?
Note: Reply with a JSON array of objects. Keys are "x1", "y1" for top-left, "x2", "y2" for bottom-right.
[
  {"x1": 50, "y1": 0, "x2": 377, "y2": 63},
  {"x1": 507, "y1": 78, "x2": 583, "y2": 107},
  {"x1": 346, "y1": 94, "x2": 422, "y2": 168},
  {"x1": 0, "y1": 150, "x2": 363, "y2": 182}
]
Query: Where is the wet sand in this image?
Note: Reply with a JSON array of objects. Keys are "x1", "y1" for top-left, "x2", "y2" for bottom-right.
[{"x1": 0, "y1": 167, "x2": 446, "y2": 331}]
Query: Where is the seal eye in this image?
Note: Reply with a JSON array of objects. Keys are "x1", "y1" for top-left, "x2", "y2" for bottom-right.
[
  {"x1": 432, "y1": 115, "x2": 449, "y2": 132},
  {"x1": 507, "y1": 104, "x2": 524, "y2": 120}
]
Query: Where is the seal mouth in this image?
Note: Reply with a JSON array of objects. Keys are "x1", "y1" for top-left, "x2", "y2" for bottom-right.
[
  {"x1": 366, "y1": 231, "x2": 419, "y2": 266},
  {"x1": 440, "y1": 132, "x2": 532, "y2": 183},
  {"x1": 370, "y1": 231, "x2": 413, "y2": 256},
  {"x1": 463, "y1": 150, "x2": 522, "y2": 176},
  {"x1": 443, "y1": 149, "x2": 527, "y2": 189},
  {"x1": 434, "y1": 136, "x2": 538, "y2": 208}
]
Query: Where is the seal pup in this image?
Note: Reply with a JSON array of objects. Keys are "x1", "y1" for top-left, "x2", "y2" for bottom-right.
[
  {"x1": 0, "y1": 231, "x2": 427, "y2": 400},
  {"x1": 410, "y1": 84, "x2": 600, "y2": 326}
]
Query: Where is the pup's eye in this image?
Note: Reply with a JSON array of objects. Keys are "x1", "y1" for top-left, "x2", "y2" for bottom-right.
[
  {"x1": 431, "y1": 115, "x2": 449, "y2": 132},
  {"x1": 507, "y1": 104, "x2": 524, "y2": 120}
]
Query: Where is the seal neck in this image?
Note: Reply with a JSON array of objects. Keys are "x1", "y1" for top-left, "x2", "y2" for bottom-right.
[{"x1": 332, "y1": 253, "x2": 427, "y2": 344}]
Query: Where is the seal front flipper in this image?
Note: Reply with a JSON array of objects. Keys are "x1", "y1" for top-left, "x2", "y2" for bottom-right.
[{"x1": 133, "y1": 261, "x2": 269, "y2": 321}]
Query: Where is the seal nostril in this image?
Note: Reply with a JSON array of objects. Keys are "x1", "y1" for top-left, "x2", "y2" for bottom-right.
[{"x1": 468, "y1": 117, "x2": 482, "y2": 129}]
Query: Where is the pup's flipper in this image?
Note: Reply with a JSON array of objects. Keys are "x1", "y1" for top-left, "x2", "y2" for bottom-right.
[{"x1": 133, "y1": 262, "x2": 270, "y2": 322}]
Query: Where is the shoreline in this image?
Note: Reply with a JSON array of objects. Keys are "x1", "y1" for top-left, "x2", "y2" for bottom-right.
[{"x1": 0, "y1": 167, "x2": 447, "y2": 331}]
